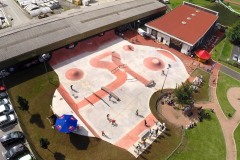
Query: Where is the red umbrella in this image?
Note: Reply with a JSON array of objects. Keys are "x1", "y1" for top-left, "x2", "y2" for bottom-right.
[{"x1": 196, "y1": 50, "x2": 211, "y2": 60}]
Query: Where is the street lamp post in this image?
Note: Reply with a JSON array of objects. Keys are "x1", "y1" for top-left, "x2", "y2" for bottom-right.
[
  {"x1": 40, "y1": 54, "x2": 50, "y2": 83},
  {"x1": 137, "y1": 20, "x2": 140, "y2": 29},
  {"x1": 161, "y1": 64, "x2": 171, "y2": 93}
]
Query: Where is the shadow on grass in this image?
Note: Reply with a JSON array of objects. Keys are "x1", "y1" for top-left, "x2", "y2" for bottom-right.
[
  {"x1": 4, "y1": 63, "x2": 58, "y2": 89},
  {"x1": 54, "y1": 152, "x2": 65, "y2": 160},
  {"x1": 29, "y1": 113, "x2": 45, "y2": 128},
  {"x1": 201, "y1": 110, "x2": 212, "y2": 121},
  {"x1": 69, "y1": 133, "x2": 90, "y2": 150}
]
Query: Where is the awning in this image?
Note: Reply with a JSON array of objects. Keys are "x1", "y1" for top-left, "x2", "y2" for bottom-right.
[{"x1": 196, "y1": 50, "x2": 211, "y2": 60}]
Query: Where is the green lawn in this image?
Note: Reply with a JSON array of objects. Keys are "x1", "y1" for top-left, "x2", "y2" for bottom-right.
[
  {"x1": 169, "y1": 0, "x2": 239, "y2": 26},
  {"x1": 211, "y1": 38, "x2": 226, "y2": 61},
  {"x1": 221, "y1": 39, "x2": 233, "y2": 60},
  {"x1": 191, "y1": 68, "x2": 211, "y2": 102},
  {"x1": 216, "y1": 71, "x2": 240, "y2": 117},
  {"x1": 5, "y1": 64, "x2": 182, "y2": 160},
  {"x1": 211, "y1": 38, "x2": 240, "y2": 73},
  {"x1": 168, "y1": 110, "x2": 226, "y2": 160},
  {"x1": 234, "y1": 124, "x2": 240, "y2": 160},
  {"x1": 230, "y1": 3, "x2": 240, "y2": 12}
]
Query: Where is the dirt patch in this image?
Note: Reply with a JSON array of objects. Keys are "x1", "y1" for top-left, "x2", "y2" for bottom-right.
[
  {"x1": 227, "y1": 87, "x2": 240, "y2": 110},
  {"x1": 160, "y1": 104, "x2": 201, "y2": 128}
]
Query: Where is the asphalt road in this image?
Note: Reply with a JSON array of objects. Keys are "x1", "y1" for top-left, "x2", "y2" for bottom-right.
[
  {"x1": 0, "y1": 0, "x2": 31, "y2": 27},
  {"x1": 220, "y1": 65, "x2": 240, "y2": 80}
]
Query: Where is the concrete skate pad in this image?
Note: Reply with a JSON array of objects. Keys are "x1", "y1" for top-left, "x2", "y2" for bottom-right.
[{"x1": 50, "y1": 31, "x2": 189, "y2": 157}]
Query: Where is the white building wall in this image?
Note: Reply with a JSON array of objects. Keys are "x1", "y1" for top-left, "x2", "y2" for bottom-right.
[
  {"x1": 146, "y1": 28, "x2": 152, "y2": 35},
  {"x1": 156, "y1": 32, "x2": 170, "y2": 46},
  {"x1": 181, "y1": 43, "x2": 191, "y2": 55}
]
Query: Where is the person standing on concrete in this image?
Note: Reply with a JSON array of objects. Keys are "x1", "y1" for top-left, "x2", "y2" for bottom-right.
[
  {"x1": 135, "y1": 109, "x2": 139, "y2": 116},
  {"x1": 144, "y1": 120, "x2": 148, "y2": 127},
  {"x1": 70, "y1": 85, "x2": 73, "y2": 90},
  {"x1": 102, "y1": 131, "x2": 106, "y2": 137}
]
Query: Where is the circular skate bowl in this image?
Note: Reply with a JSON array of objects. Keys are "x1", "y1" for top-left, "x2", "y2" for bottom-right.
[
  {"x1": 143, "y1": 57, "x2": 165, "y2": 71},
  {"x1": 123, "y1": 45, "x2": 134, "y2": 51},
  {"x1": 65, "y1": 68, "x2": 84, "y2": 81}
]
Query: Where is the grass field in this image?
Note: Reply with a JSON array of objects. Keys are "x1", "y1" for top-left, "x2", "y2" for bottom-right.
[
  {"x1": 234, "y1": 124, "x2": 240, "y2": 160},
  {"x1": 5, "y1": 64, "x2": 182, "y2": 160},
  {"x1": 230, "y1": 3, "x2": 240, "y2": 12},
  {"x1": 211, "y1": 38, "x2": 226, "y2": 61},
  {"x1": 211, "y1": 38, "x2": 240, "y2": 74},
  {"x1": 168, "y1": 109, "x2": 226, "y2": 160},
  {"x1": 216, "y1": 71, "x2": 240, "y2": 117},
  {"x1": 221, "y1": 40, "x2": 233, "y2": 60},
  {"x1": 169, "y1": 0, "x2": 239, "y2": 26},
  {"x1": 191, "y1": 68, "x2": 210, "y2": 102}
]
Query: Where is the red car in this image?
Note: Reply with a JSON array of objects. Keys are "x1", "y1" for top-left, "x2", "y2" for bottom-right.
[{"x1": 0, "y1": 85, "x2": 5, "y2": 92}]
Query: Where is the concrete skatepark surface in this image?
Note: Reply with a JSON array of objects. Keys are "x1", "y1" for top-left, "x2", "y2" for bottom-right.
[{"x1": 50, "y1": 31, "x2": 189, "y2": 156}]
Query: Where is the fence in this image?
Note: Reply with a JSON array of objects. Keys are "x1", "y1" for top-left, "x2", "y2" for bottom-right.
[{"x1": 216, "y1": 0, "x2": 240, "y2": 15}]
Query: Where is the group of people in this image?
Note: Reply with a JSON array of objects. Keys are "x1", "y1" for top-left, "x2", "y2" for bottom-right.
[{"x1": 133, "y1": 121, "x2": 166, "y2": 155}]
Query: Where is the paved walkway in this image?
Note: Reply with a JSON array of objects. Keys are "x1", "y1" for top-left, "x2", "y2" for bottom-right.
[{"x1": 124, "y1": 30, "x2": 240, "y2": 160}]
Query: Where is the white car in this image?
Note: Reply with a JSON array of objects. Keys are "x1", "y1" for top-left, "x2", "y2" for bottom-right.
[
  {"x1": 0, "y1": 114, "x2": 16, "y2": 128},
  {"x1": 18, "y1": 154, "x2": 33, "y2": 160},
  {"x1": 0, "y1": 104, "x2": 13, "y2": 115},
  {"x1": 232, "y1": 54, "x2": 238, "y2": 61},
  {"x1": 238, "y1": 55, "x2": 240, "y2": 63},
  {"x1": 0, "y1": 98, "x2": 8, "y2": 105}
]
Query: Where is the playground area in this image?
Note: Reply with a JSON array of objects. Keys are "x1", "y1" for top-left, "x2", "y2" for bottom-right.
[{"x1": 49, "y1": 31, "x2": 189, "y2": 157}]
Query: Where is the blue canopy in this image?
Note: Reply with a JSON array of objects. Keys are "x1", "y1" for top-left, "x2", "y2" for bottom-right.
[{"x1": 55, "y1": 114, "x2": 78, "y2": 133}]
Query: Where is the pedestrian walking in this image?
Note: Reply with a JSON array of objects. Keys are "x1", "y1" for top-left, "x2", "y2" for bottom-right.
[
  {"x1": 102, "y1": 131, "x2": 106, "y2": 136},
  {"x1": 135, "y1": 109, "x2": 138, "y2": 116},
  {"x1": 109, "y1": 95, "x2": 112, "y2": 101},
  {"x1": 161, "y1": 70, "x2": 165, "y2": 76},
  {"x1": 107, "y1": 114, "x2": 110, "y2": 120},
  {"x1": 111, "y1": 119, "x2": 117, "y2": 126},
  {"x1": 144, "y1": 120, "x2": 147, "y2": 127},
  {"x1": 70, "y1": 85, "x2": 73, "y2": 90}
]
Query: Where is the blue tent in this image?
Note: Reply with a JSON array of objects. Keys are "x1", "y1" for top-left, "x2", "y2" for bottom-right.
[{"x1": 55, "y1": 114, "x2": 78, "y2": 133}]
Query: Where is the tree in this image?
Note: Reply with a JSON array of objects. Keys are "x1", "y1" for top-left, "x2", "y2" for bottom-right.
[
  {"x1": 227, "y1": 20, "x2": 240, "y2": 45},
  {"x1": 17, "y1": 96, "x2": 29, "y2": 111},
  {"x1": 40, "y1": 138, "x2": 50, "y2": 149},
  {"x1": 174, "y1": 82, "x2": 194, "y2": 108}
]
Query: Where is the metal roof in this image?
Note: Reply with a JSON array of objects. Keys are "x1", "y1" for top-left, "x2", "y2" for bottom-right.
[
  {"x1": 0, "y1": 0, "x2": 166, "y2": 69},
  {"x1": 146, "y1": 2, "x2": 218, "y2": 46}
]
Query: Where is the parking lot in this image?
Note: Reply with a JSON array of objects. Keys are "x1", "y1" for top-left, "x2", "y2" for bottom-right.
[{"x1": 0, "y1": 80, "x2": 34, "y2": 160}]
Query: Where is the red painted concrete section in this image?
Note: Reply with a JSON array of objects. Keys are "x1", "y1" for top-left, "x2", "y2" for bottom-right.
[
  {"x1": 65, "y1": 68, "x2": 84, "y2": 81},
  {"x1": 143, "y1": 57, "x2": 165, "y2": 71},
  {"x1": 57, "y1": 84, "x2": 100, "y2": 138}
]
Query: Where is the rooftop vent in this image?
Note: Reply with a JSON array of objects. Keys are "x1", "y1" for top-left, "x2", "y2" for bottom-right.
[
  {"x1": 191, "y1": 13, "x2": 196, "y2": 16},
  {"x1": 182, "y1": 21, "x2": 187, "y2": 24},
  {"x1": 196, "y1": 10, "x2": 200, "y2": 13},
  {"x1": 187, "y1": 17, "x2": 191, "y2": 20}
]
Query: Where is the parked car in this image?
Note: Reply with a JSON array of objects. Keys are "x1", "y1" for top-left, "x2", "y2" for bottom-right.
[
  {"x1": 0, "y1": 92, "x2": 7, "y2": 99},
  {"x1": 0, "y1": 131, "x2": 24, "y2": 146},
  {"x1": 232, "y1": 54, "x2": 238, "y2": 61},
  {"x1": 3, "y1": 143, "x2": 28, "y2": 160},
  {"x1": 17, "y1": 153, "x2": 33, "y2": 160},
  {"x1": 238, "y1": 55, "x2": 240, "y2": 63},
  {"x1": 0, "y1": 84, "x2": 5, "y2": 92},
  {"x1": 0, "y1": 98, "x2": 8, "y2": 105},
  {"x1": 0, "y1": 113, "x2": 16, "y2": 128},
  {"x1": 0, "y1": 104, "x2": 13, "y2": 115}
]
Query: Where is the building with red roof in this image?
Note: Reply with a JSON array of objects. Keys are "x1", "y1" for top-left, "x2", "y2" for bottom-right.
[{"x1": 145, "y1": 2, "x2": 218, "y2": 55}]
